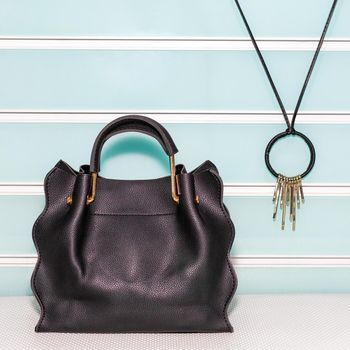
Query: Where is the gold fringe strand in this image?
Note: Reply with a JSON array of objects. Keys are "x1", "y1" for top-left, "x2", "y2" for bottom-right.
[{"x1": 272, "y1": 174, "x2": 305, "y2": 231}]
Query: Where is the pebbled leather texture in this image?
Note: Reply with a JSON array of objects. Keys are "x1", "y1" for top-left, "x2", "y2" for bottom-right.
[{"x1": 31, "y1": 116, "x2": 237, "y2": 333}]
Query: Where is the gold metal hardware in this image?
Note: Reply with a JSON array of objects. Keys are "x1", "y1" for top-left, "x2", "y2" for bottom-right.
[
  {"x1": 169, "y1": 155, "x2": 180, "y2": 204},
  {"x1": 272, "y1": 174, "x2": 282, "y2": 220},
  {"x1": 66, "y1": 195, "x2": 73, "y2": 205},
  {"x1": 67, "y1": 157, "x2": 197, "y2": 206},
  {"x1": 272, "y1": 174, "x2": 304, "y2": 231},
  {"x1": 86, "y1": 172, "x2": 97, "y2": 205},
  {"x1": 66, "y1": 172, "x2": 97, "y2": 206},
  {"x1": 169, "y1": 155, "x2": 199, "y2": 204}
]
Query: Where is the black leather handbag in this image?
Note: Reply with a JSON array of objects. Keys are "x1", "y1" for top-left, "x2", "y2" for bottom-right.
[{"x1": 32, "y1": 115, "x2": 237, "y2": 333}]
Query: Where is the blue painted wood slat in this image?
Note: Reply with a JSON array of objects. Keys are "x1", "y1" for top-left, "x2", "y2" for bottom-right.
[
  {"x1": 0, "y1": 51, "x2": 349, "y2": 111},
  {"x1": 0, "y1": 123, "x2": 349, "y2": 183},
  {"x1": 0, "y1": 0, "x2": 347, "y2": 38}
]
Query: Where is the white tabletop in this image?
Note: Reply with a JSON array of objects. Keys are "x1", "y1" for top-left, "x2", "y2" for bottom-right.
[{"x1": 1, "y1": 294, "x2": 349, "y2": 350}]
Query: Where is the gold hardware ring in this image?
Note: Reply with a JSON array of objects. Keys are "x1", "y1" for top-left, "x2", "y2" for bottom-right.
[{"x1": 169, "y1": 155, "x2": 180, "y2": 204}]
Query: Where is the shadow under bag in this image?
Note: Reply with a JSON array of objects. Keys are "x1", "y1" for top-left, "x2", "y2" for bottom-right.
[{"x1": 32, "y1": 115, "x2": 237, "y2": 333}]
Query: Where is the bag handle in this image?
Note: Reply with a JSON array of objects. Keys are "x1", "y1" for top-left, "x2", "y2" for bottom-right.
[
  {"x1": 84, "y1": 115, "x2": 180, "y2": 205},
  {"x1": 90, "y1": 115, "x2": 178, "y2": 172}
]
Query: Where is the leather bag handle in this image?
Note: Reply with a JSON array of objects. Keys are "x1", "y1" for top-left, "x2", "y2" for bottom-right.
[
  {"x1": 90, "y1": 115, "x2": 178, "y2": 173},
  {"x1": 70, "y1": 115, "x2": 181, "y2": 206}
]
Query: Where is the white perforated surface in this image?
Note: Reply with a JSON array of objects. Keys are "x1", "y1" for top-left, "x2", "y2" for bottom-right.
[{"x1": 0, "y1": 295, "x2": 349, "y2": 350}]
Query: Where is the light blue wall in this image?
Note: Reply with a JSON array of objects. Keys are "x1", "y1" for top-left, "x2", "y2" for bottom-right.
[
  {"x1": 0, "y1": 0, "x2": 348, "y2": 38},
  {"x1": 0, "y1": 0, "x2": 349, "y2": 295},
  {"x1": 0, "y1": 124, "x2": 350, "y2": 183},
  {"x1": 0, "y1": 51, "x2": 349, "y2": 111}
]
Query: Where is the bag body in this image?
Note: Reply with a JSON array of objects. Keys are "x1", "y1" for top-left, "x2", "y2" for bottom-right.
[{"x1": 32, "y1": 115, "x2": 237, "y2": 333}]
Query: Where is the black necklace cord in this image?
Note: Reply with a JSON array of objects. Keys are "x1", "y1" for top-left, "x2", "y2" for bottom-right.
[
  {"x1": 291, "y1": 0, "x2": 338, "y2": 131},
  {"x1": 233, "y1": 0, "x2": 290, "y2": 130},
  {"x1": 234, "y1": 0, "x2": 338, "y2": 179},
  {"x1": 234, "y1": 0, "x2": 338, "y2": 134}
]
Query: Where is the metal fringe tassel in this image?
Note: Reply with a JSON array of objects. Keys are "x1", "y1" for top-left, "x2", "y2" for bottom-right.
[{"x1": 272, "y1": 174, "x2": 304, "y2": 231}]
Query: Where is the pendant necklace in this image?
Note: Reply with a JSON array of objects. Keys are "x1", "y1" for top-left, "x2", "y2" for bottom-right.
[{"x1": 234, "y1": 0, "x2": 338, "y2": 230}]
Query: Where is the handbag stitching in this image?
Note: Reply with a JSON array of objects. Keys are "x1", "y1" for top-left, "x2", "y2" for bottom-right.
[
  {"x1": 32, "y1": 166, "x2": 58, "y2": 332},
  {"x1": 92, "y1": 212, "x2": 176, "y2": 216},
  {"x1": 208, "y1": 170, "x2": 236, "y2": 332}
]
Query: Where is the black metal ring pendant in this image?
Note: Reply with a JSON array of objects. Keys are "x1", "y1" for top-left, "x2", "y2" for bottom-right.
[
  {"x1": 264, "y1": 130, "x2": 316, "y2": 179},
  {"x1": 234, "y1": 0, "x2": 337, "y2": 230}
]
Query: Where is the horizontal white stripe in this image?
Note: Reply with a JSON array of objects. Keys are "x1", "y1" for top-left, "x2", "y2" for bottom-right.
[
  {"x1": 0, "y1": 36, "x2": 346, "y2": 41},
  {"x1": 224, "y1": 184, "x2": 350, "y2": 197},
  {"x1": 1, "y1": 111, "x2": 350, "y2": 124},
  {"x1": 1, "y1": 183, "x2": 350, "y2": 197},
  {"x1": 0, "y1": 256, "x2": 37, "y2": 266},
  {"x1": 232, "y1": 256, "x2": 350, "y2": 267},
  {"x1": 0, "y1": 184, "x2": 44, "y2": 195},
  {"x1": 1, "y1": 256, "x2": 350, "y2": 268},
  {"x1": 0, "y1": 38, "x2": 349, "y2": 51}
]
